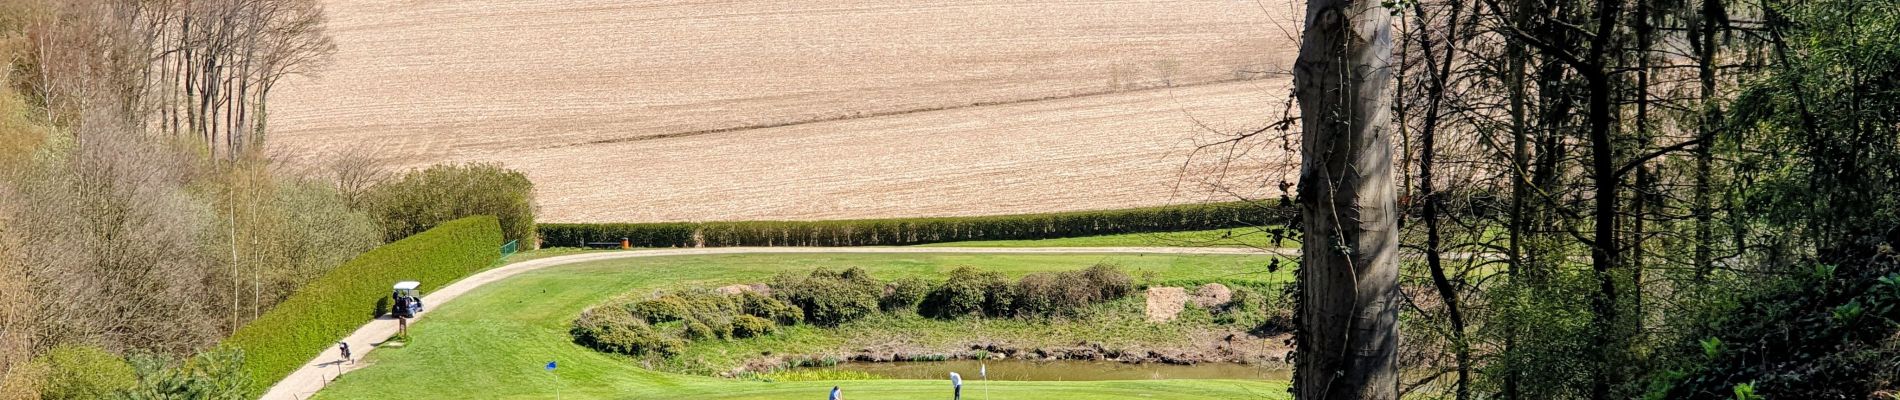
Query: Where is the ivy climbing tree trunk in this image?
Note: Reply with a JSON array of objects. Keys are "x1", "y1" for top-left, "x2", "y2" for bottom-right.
[{"x1": 1292, "y1": 0, "x2": 1398, "y2": 399}]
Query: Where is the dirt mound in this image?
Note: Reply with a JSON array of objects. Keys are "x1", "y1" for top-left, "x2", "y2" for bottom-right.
[
  {"x1": 1146, "y1": 287, "x2": 1187, "y2": 322},
  {"x1": 715, "y1": 283, "x2": 769, "y2": 295},
  {"x1": 1192, "y1": 283, "x2": 1232, "y2": 309}
]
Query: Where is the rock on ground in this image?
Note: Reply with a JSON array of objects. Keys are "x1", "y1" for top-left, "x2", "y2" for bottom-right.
[
  {"x1": 1192, "y1": 283, "x2": 1232, "y2": 309},
  {"x1": 1146, "y1": 287, "x2": 1187, "y2": 322}
]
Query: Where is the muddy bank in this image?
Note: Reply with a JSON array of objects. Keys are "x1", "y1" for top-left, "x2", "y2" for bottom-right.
[{"x1": 726, "y1": 329, "x2": 1291, "y2": 377}]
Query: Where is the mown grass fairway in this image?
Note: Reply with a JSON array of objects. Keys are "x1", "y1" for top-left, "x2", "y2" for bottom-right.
[{"x1": 313, "y1": 252, "x2": 1289, "y2": 399}]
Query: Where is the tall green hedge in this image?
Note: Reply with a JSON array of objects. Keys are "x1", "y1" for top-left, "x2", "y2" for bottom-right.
[
  {"x1": 539, "y1": 201, "x2": 1283, "y2": 248},
  {"x1": 224, "y1": 216, "x2": 502, "y2": 397}
]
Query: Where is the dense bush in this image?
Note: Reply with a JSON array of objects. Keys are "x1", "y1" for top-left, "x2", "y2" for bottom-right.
[
  {"x1": 570, "y1": 308, "x2": 683, "y2": 357},
  {"x1": 731, "y1": 315, "x2": 777, "y2": 338},
  {"x1": 881, "y1": 277, "x2": 929, "y2": 312},
  {"x1": 223, "y1": 216, "x2": 502, "y2": 396},
  {"x1": 1647, "y1": 264, "x2": 1900, "y2": 399},
  {"x1": 538, "y1": 201, "x2": 1281, "y2": 248},
  {"x1": 682, "y1": 320, "x2": 717, "y2": 341},
  {"x1": 365, "y1": 163, "x2": 536, "y2": 243},
  {"x1": 771, "y1": 268, "x2": 882, "y2": 326},
  {"x1": 921, "y1": 267, "x2": 1013, "y2": 318},
  {"x1": 33, "y1": 345, "x2": 136, "y2": 400},
  {"x1": 629, "y1": 296, "x2": 691, "y2": 324},
  {"x1": 119, "y1": 346, "x2": 251, "y2": 400},
  {"x1": 738, "y1": 291, "x2": 803, "y2": 326}
]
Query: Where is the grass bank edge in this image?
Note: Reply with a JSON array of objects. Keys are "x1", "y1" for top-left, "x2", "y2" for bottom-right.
[{"x1": 223, "y1": 215, "x2": 504, "y2": 396}]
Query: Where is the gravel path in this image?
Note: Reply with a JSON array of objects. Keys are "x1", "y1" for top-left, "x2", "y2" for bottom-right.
[{"x1": 261, "y1": 246, "x2": 1292, "y2": 400}]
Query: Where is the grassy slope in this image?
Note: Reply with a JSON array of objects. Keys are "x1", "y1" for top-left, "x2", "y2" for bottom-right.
[
  {"x1": 314, "y1": 252, "x2": 1289, "y2": 399},
  {"x1": 915, "y1": 227, "x2": 1298, "y2": 248}
]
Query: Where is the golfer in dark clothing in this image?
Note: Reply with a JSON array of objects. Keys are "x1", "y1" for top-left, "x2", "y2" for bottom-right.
[{"x1": 338, "y1": 342, "x2": 352, "y2": 364}]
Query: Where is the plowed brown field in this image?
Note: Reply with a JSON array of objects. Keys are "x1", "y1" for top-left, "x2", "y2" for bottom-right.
[{"x1": 268, "y1": 0, "x2": 1300, "y2": 222}]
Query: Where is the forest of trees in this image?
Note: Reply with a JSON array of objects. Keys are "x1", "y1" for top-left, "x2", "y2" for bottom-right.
[
  {"x1": 0, "y1": 1, "x2": 535, "y2": 398},
  {"x1": 1253, "y1": 0, "x2": 1900, "y2": 398}
]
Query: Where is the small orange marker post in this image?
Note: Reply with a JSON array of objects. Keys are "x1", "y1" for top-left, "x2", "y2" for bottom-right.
[{"x1": 621, "y1": 238, "x2": 630, "y2": 249}]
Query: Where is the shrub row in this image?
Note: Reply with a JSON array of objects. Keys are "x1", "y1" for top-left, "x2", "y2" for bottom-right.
[
  {"x1": 574, "y1": 289, "x2": 804, "y2": 357},
  {"x1": 771, "y1": 268, "x2": 882, "y2": 325},
  {"x1": 223, "y1": 216, "x2": 502, "y2": 397},
  {"x1": 920, "y1": 265, "x2": 1133, "y2": 318},
  {"x1": 539, "y1": 201, "x2": 1280, "y2": 248}
]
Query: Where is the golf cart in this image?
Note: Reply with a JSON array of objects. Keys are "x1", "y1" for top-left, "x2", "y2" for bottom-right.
[{"x1": 391, "y1": 281, "x2": 424, "y2": 318}]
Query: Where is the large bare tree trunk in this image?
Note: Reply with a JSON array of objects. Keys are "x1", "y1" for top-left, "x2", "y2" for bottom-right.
[{"x1": 1292, "y1": 0, "x2": 1398, "y2": 399}]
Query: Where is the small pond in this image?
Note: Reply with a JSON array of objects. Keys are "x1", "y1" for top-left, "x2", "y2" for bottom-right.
[{"x1": 809, "y1": 359, "x2": 1290, "y2": 381}]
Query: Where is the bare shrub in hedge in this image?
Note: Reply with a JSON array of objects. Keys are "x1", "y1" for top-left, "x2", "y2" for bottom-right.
[
  {"x1": 1081, "y1": 263, "x2": 1134, "y2": 299},
  {"x1": 770, "y1": 267, "x2": 881, "y2": 326},
  {"x1": 1013, "y1": 272, "x2": 1101, "y2": 317}
]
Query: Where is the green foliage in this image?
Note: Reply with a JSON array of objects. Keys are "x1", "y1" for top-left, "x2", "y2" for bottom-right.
[
  {"x1": 771, "y1": 268, "x2": 881, "y2": 326},
  {"x1": 33, "y1": 345, "x2": 136, "y2": 400},
  {"x1": 920, "y1": 266, "x2": 1017, "y2": 318},
  {"x1": 569, "y1": 308, "x2": 683, "y2": 357},
  {"x1": 1731, "y1": 0, "x2": 1900, "y2": 249},
  {"x1": 738, "y1": 291, "x2": 803, "y2": 326},
  {"x1": 628, "y1": 296, "x2": 690, "y2": 324},
  {"x1": 880, "y1": 277, "x2": 929, "y2": 312},
  {"x1": 1732, "y1": 382, "x2": 1757, "y2": 400},
  {"x1": 1648, "y1": 261, "x2": 1900, "y2": 399},
  {"x1": 538, "y1": 201, "x2": 1279, "y2": 248},
  {"x1": 365, "y1": 163, "x2": 536, "y2": 243},
  {"x1": 730, "y1": 315, "x2": 776, "y2": 338},
  {"x1": 222, "y1": 216, "x2": 502, "y2": 397},
  {"x1": 118, "y1": 346, "x2": 251, "y2": 400},
  {"x1": 682, "y1": 320, "x2": 716, "y2": 341},
  {"x1": 1208, "y1": 283, "x2": 1291, "y2": 334}
]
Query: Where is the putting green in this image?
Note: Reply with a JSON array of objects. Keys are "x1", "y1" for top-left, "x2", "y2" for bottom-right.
[{"x1": 313, "y1": 252, "x2": 1291, "y2": 399}]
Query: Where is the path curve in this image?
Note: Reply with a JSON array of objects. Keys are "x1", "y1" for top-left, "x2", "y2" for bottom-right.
[{"x1": 263, "y1": 246, "x2": 1292, "y2": 400}]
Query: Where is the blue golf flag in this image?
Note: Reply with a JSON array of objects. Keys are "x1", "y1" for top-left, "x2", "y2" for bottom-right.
[{"x1": 546, "y1": 361, "x2": 557, "y2": 371}]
